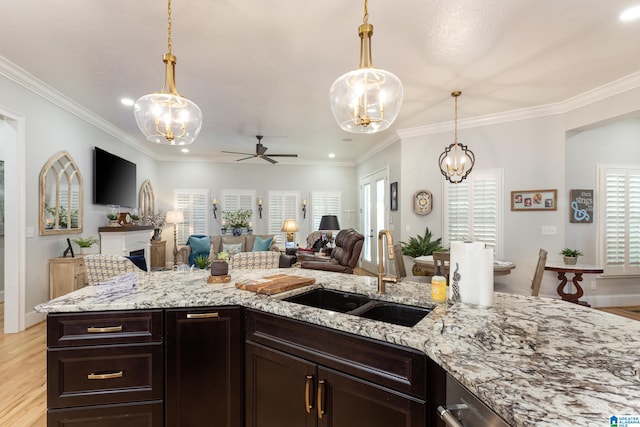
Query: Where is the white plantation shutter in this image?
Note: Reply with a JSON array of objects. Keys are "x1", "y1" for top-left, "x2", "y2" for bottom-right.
[
  {"x1": 599, "y1": 165, "x2": 640, "y2": 274},
  {"x1": 444, "y1": 169, "x2": 503, "y2": 258},
  {"x1": 268, "y1": 191, "x2": 299, "y2": 246},
  {"x1": 173, "y1": 189, "x2": 209, "y2": 244},
  {"x1": 220, "y1": 190, "x2": 257, "y2": 225},
  {"x1": 310, "y1": 191, "x2": 341, "y2": 230}
]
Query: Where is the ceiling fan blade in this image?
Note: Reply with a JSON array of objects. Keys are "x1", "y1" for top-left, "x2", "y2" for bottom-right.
[
  {"x1": 235, "y1": 155, "x2": 256, "y2": 162},
  {"x1": 262, "y1": 156, "x2": 278, "y2": 164},
  {"x1": 266, "y1": 154, "x2": 298, "y2": 157},
  {"x1": 222, "y1": 150, "x2": 254, "y2": 156}
]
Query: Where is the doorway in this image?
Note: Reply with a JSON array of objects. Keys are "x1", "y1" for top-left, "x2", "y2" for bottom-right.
[
  {"x1": 359, "y1": 168, "x2": 387, "y2": 273},
  {"x1": 0, "y1": 110, "x2": 26, "y2": 333}
]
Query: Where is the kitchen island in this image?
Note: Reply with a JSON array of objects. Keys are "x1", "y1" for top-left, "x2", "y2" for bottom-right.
[{"x1": 36, "y1": 268, "x2": 640, "y2": 426}]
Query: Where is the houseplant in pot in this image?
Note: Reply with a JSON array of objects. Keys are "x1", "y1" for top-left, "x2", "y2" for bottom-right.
[
  {"x1": 560, "y1": 248, "x2": 583, "y2": 265},
  {"x1": 400, "y1": 227, "x2": 444, "y2": 276},
  {"x1": 72, "y1": 236, "x2": 99, "y2": 254},
  {"x1": 223, "y1": 209, "x2": 253, "y2": 236}
]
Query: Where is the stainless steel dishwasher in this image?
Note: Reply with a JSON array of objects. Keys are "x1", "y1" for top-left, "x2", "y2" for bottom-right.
[{"x1": 437, "y1": 373, "x2": 510, "y2": 427}]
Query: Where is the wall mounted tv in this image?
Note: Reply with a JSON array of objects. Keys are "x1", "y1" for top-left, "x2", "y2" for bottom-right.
[{"x1": 93, "y1": 147, "x2": 137, "y2": 208}]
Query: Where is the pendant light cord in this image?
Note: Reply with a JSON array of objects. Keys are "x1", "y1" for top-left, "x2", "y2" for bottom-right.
[
  {"x1": 167, "y1": 0, "x2": 173, "y2": 54},
  {"x1": 363, "y1": 0, "x2": 369, "y2": 24}
]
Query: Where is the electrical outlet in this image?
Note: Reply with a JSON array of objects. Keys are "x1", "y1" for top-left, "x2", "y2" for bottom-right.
[
  {"x1": 26, "y1": 226, "x2": 34, "y2": 238},
  {"x1": 590, "y1": 281, "x2": 597, "y2": 290},
  {"x1": 405, "y1": 224, "x2": 411, "y2": 232},
  {"x1": 541, "y1": 225, "x2": 557, "y2": 235}
]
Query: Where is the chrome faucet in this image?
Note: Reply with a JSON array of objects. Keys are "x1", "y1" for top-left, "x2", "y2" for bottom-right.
[{"x1": 377, "y1": 229, "x2": 399, "y2": 294}]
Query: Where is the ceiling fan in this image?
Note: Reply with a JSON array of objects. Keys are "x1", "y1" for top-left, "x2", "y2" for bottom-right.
[{"x1": 222, "y1": 135, "x2": 298, "y2": 164}]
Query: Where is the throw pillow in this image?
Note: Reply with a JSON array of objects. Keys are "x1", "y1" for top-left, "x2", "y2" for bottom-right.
[
  {"x1": 252, "y1": 236, "x2": 273, "y2": 252},
  {"x1": 188, "y1": 235, "x2": 210, "y2": 255},
  {"x1": 222, "y1": 243, "x2": 243, "y2": 255}
]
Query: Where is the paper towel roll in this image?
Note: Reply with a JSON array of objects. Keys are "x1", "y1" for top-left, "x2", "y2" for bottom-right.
[{"x1": 450, "y1": 241, "x2": 494, "y2": 307}]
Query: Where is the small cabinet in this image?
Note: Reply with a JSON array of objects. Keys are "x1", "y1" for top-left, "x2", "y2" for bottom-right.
[
  {"x1": 150, "y1": 240, "x2": 166, "y2": 270},
  {"x1": 49, "y1": 256, "x2": 88, "y2": 299},
  {"x1": 46, "y1": 310, "x2": 164, "y2": 426},
  {"x1": 245, "y1": 310, "x2": 427, "y2": 427},
  {"x1": 165, "y1": 306, "x2": 243, "y2": 427}
]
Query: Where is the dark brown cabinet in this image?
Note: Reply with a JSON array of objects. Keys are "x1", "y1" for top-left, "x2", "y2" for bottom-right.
[
  {"x1": 245, "y1": 310, "x2": 427, "y2": 427},
  {"x1": 165, "y1": 306, "x2": 243, "y2": 427}
]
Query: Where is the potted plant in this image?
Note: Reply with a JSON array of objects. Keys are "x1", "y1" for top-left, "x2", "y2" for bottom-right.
[
  {"x1": 561, "y1": 248, "x2": 583, "y2": 265},
  {"x1": 194, "y1": 254, "x2": 211, "y2": 270},
  {"x1": 400, "y1": 227, "x2": 444, "y2": 276},
  {"x1": 72, "y1": 236, "x2": 99, "y2": 254},
  {"x1": 222, "y1": 209, "x2": 253, "y2": 236}
]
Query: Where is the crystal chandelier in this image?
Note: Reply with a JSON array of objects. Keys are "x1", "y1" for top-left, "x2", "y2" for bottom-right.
[
  {"x1": 134, "y1": 0, "x2": 202, "y2": 145},
  {"x1": 329, "y1": 0, "x2": 403, "y2": 134},
  {"x1": 439, "y1": 91, "x2": 475, "y2": 184}
]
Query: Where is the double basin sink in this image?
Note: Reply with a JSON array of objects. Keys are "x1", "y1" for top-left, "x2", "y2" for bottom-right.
[{"x1": 283, "y1": 288, "x2": 432, "y2": 327}]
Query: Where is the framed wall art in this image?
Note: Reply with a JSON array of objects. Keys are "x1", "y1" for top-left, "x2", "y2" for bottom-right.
[
  {"x1": 390, "y1": 182, "x2": 398, "y2": 211},
  {"x1": 569, "y1": 189, "x2": 593, "y2": 223},
  {"x1": 511, "y1": 189, "x2": 557, "y2": 211}
]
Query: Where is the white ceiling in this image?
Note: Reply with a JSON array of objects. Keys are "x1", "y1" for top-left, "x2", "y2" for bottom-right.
[{"x1": 1, "y1": 0, "x2": 640, "y2": 164}]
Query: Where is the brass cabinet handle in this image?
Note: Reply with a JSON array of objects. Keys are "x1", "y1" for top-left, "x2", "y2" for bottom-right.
[
  {"x1": 87, "y1": 325, "x2": 123, "y2": 333},
  {"x1": 87, "y1": 371, "x2": 124, "y2": 380},
  {"x1": 305, "y1": 375, "x2": 314, "y2": 413},
  {"x1": 317, "y1": 379, "x2": 326, "y2": 419},
  {"x1": 186, "y1": 312, "x2": 220, "y2": 319}
]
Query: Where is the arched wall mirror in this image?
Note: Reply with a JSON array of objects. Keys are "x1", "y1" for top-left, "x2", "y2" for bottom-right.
[
  {"x1": 138, "y1": 179, "x2": 155, "y2": 220},
  {"x1": 39, "y1": 150, "x2": 83, "y2": 235}
]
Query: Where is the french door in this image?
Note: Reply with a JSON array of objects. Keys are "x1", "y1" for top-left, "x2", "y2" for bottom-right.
[{"x1": 359, "y1": 169, "x2": 387, "y2": 273}]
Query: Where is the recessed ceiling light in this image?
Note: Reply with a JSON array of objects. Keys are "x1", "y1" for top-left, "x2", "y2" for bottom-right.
[
  {"x1": 328, "y1": 153, "x2": 336, "y2": 158},
  {"x1": 120, "y1": 98, "x2": 135, "y2": 106},
  {"x1": 620, "y1": 5, "x2": 640, "y2": 21},
  {"x1": 181, "y1": 148, "x2": 189, "y2": 153}
]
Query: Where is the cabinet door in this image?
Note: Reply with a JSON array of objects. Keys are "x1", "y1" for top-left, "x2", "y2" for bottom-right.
[
  {"x1": 317, "y1": 366, "x2": 426, "y2": 427},
  {"x1": 245, "y1": 342, "x2": 317, "y2": 427},
  {"x1": 165, "y1": 307, "x2": 242, "y2": 427},
  {"x1": 47, "y1": 401, "x2": 163, "y2": 427}
]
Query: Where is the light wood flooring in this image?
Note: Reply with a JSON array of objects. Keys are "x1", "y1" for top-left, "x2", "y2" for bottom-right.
[
  {"x1": 0, "y1": 303, "x2": 47, "y2": 426},
  {"x1": 0, "y1": 300, "x2": 638, "y2": 427}
]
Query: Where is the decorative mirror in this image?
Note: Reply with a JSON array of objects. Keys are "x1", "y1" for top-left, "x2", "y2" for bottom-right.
[
  {"x1": 138, "y1": 179, "x2": 155, "y2": 220},
  {"x1": 39, "y1": 150, "x2": 83, "y2": 235}
]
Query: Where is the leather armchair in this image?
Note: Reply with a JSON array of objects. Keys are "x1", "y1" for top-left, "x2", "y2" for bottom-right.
[{"x1": 301, "y1": 229, "x2": 364, "y2": 274}]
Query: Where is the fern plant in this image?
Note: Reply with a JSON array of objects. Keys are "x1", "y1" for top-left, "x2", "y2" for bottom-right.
[{"x1": 400, "y1": 227, "x2": 443, "y2": 257}]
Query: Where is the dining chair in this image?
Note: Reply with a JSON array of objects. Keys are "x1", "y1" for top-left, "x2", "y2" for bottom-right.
[
  {"x1": 432, "y1": 252, "x2": 450, "y2": 283},
  {"x1": 531, "y1": 249, "x2": 548, "y2": 297},
  {"x1": 84, "y1": 254, "x2": 141, "y2": 285}
]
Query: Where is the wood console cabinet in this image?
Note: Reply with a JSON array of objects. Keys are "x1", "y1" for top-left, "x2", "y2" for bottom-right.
[
  {"x1": 150, "y1": 240, "x2": 167, "y2": 270},
  {"x1": 46, "y1": 310, "x2": 164, "y2": 426},
  {"x1": 165, "y1": 306, "x2": 243, "y2": 427},
  {"x1": 245, "y1": 310, "x2": 427, "y2": 427},
  {"x1": 49, "y1": 256, "x2": 88, "y2": 299}
]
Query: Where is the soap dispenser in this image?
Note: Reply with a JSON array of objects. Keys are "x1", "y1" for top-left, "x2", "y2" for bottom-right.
[{"x1": 431, "y1": 264, "x2": 447, "y2": 302}]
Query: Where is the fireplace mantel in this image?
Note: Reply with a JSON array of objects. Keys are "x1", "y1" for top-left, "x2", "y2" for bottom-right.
[{"x1": 99, "y1": 227, "x2": 153, "y2": 271}]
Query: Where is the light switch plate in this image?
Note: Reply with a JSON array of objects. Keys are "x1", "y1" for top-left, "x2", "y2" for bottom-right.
[
  {"x1": 26, "y1": 226, "x2": 34, "y2": 238},
  {"x1": 541, "y1": 225, "x2": 557, "y2": 235}
]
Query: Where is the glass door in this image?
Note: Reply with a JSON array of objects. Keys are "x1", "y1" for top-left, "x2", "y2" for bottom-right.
[{"x1": 359, "y1": 169, "x2": 387, "y2": 273}]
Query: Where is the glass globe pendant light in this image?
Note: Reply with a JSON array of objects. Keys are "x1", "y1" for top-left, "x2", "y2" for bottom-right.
[
  {"x1": 438, "y1": 91, "x2": 475, "y2": 184},
  {"x1": 329, "y1": 0, "x2": 403, "y2": 134},
  {"x1": 134, "y1": 0, "x2": 202, "y2": 146}
]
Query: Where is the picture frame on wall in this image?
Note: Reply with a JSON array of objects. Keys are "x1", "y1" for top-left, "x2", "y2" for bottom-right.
[
  {"x1": 569, "y1": 189, "x2": 593, "y2": 223},
  {"x1": 390, "y1": 182, "x2": 398, "y2": 211},
  {"x1": 511, "y1": 189, "x2": 557, "y2": 211}
]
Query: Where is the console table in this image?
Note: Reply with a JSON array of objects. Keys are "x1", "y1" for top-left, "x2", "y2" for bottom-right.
[{"x1": 544, "y1": 262, "x2": 604, "y2": 306}]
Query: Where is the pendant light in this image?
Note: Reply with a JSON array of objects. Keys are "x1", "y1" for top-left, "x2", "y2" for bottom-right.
[
  {"x1": 329, "y1": 0, "x2": 403, "y2": 134},
  {"x1": 134, "y1": 0, "x2": 202, "y2": 146},
  {"x1": 439, "y1": 91, "x2": 475, "y2": 184}
]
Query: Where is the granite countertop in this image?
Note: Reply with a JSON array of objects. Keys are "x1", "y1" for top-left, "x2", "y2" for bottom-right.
[{"x1": 36, "y1": 268, "x2": 640, "y2": 426}]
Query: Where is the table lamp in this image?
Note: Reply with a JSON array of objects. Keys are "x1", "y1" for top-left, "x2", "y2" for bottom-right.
[
  {"x1": 281, "y1": 219, "x2": 299, "y2": 242},
  {"x1": 319, "y1": 215, "x2": 340, "y2": 250},
  {"x1": 166, "y1": 210, "x2": 184, "y2": 270}
]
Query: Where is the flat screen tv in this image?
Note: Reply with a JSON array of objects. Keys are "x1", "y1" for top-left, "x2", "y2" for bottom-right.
[{"x1": 93, "y1": 147, "x2": 137, "y2": 208}]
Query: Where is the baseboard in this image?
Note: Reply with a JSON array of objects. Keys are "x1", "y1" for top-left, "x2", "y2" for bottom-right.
[
  {"x1": 584, "y1": 293, "x2": 640, "y2": 308},
  {"x1": 26, "y1": 309, "x2": 46, "y2": 328}
]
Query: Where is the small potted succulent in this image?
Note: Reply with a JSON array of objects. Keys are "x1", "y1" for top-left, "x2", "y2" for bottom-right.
[
  {"x1": 194, "y1": 254, "x2": 211, "y2": 270},
  {"x1": 106, "y1": 205, "x2": 120, "y2": 227},
  {"x1": 72, "y1": 236, "x2": 99, "y2": 254},
  {"x1": 560, "y1": 248, "x2": 583, "y2": 265}
]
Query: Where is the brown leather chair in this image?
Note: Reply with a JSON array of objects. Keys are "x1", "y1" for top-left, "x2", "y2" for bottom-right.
[{"x1": 301, "y1": 229, "x2": 364, "y2": 274}]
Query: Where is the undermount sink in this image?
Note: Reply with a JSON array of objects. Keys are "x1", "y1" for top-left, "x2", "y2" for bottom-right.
[{"x1": 283, "y1": 288, "x2": 432, "y2": 327}]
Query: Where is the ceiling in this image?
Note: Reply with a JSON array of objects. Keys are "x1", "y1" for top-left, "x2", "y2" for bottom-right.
[{"x1": 2, "y1": 0, "x2": 640, "y2": 164}]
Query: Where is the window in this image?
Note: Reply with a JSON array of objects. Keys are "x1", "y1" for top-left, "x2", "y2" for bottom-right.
[
  {"x1": 220, "y1": 189, "x2": 256, "y2": 225},
  {"x1": 598, "y1": 165, "x2": 640, "y2": 275},
  {"x1": 443, "y1": 169, "x2": 503, "y2": 259},
  {"x1": 173, "y1": 189, "x2": 210, "y2": 244},
  {"x1": 310, "y1": 191, "x2": 342, "y2": 230},
  {"x1": 268, "y1": 191, "x2": 300, "y2": 246}
]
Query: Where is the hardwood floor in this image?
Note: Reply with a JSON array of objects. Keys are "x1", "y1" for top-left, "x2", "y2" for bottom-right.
[
  {"x1": 597, "y1": 305, "x2": 640, "y2": 321},
  {"x1": 0, "y1": 303, "x2": 47, "y2": 426}
]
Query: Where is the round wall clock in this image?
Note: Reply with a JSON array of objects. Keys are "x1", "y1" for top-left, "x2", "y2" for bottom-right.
[{"x1": 413, "y1": 190, "x2": 432, "y2": 215}]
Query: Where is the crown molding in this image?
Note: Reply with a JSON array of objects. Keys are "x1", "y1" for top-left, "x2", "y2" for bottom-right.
[
  {"x1": 354, "y1": 132, "x2": 401, "y2": 166},
  {"x1": 0, "y1": 55, "x2": 159, "y2": 160}
]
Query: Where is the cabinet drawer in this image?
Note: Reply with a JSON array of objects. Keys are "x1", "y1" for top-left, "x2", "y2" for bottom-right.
[
  {"x1": 48, "y1": 343, "x2": 163, "y2": 408},
  {"x1": 48, "y1": 400, "x2": 163, "y2": 427},
  {"x1": 246, "y1": 310, "x2": 426, "y2": 399},
  {"x1": 47, "y1": 310, "x2": 163, "y2": 347}
]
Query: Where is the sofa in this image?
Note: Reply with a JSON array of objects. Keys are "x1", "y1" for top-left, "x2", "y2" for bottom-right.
[
  {"x1": 300, "y1": 229, "x2": 364, "y2": 274},
  {"x1": 177, "y1": 234, "x2": 295, "y2": 268}
]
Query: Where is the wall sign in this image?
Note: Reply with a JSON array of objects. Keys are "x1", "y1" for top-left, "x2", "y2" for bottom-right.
[{"x1": 569, "y1": 189, "x2": 593, "y2": 223}]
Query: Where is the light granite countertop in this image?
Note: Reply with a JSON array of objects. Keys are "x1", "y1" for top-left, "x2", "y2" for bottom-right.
[{"x1": 36, "y1": 268, "x2": 640, "y2": 427}]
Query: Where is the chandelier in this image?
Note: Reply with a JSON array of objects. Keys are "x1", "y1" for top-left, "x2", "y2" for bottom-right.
[
  {"x1": 329, "y1": 0, "x2": 403, "y2": 134},
  {"x1": 134, "y1": 0, "x2": 202, "y2": 145},
  {"x1": 438, "y1": 91, "x2": 475, "y2": 184}
]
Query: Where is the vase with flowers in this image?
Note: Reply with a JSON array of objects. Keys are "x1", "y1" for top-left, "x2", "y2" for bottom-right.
[{"x1": 222, "y1": 209, "x2": 253, "y2": 236}]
